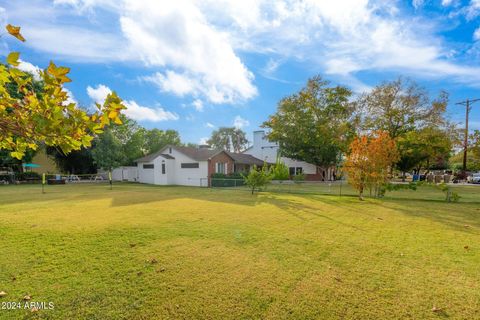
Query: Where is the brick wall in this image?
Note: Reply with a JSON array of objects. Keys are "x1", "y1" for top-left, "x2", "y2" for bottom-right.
[{"x1": 208, "y1": 152, "x2": 234, "y2": 177}]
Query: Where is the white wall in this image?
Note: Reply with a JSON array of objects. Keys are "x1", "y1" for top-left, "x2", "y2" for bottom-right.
[
  {"x1": 138, "y1": 162, "x2": 155, "y2": 184},
  {"x1": 244, "y1": 131, "x2": 317, "y2": 174},
  {"x1": 112, "y1": 167, "x2": 138, "y2": 182},
  {"x1": 137, "y1": 147, "x2": 209, "y2": 186},
  {"x1": 167, "y1": 148, "x2": 208, "y2": 187}
]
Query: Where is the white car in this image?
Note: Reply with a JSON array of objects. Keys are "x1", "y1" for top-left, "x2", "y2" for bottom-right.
[{"x1": 468, "y1": 173, "x2": 480, "y2": 184}]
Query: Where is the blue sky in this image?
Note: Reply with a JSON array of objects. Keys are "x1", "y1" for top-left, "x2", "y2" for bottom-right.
[{"x1": 1, "y1": 0, "x2": 480, "y2": 144}]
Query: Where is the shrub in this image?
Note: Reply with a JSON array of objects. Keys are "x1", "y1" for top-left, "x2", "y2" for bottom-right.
[
  {"x1": 15, "y1": 171, "x2": 41, "y2": 181},
  {"x1": 242, "y1": 165, "x2": 272, "y2": 194},
  {"x1": 293, "y1": 172, "x2": 306, "y2": 183},
  {"x1": 270, "y1": 160, "x2": 290, "y2": 180}
]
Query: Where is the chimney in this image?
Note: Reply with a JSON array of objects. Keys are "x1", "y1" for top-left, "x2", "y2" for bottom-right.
[{"x1": 253, "y1": 130, "x2": 265, "y2": 147}]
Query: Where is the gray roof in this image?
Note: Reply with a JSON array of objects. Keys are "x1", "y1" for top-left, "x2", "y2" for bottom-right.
[
  {"x1": 135, "y1": 145, "x2": 264, "y2": 165},
  {"x1": 135, "y1": 145, "x2": 222, "y2": 163},
  {"x1": 135, "y1": 150, "x2": 175, "y2": 163},
  {"x1": 173, "y1": 146, "x2": 223, "y2": 161},
  {"x1": 227, "y1": 152, "x2": 264, "y2": 166}
]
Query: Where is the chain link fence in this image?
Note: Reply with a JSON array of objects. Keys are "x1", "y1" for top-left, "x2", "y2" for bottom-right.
[{"x1": 209, "y1": 178, "x2": 480, "y2": 202}]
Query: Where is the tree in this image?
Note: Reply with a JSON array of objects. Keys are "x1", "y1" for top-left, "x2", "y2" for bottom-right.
[
  {"x1": 0, "y1": 24, "x2": 125, "y2": 160},
  {"x1": 344, "y1": 131, "x2": 399, "y2": 200},
  {"x1": 207, "y1": 127, "x2": 248, "y2": 152},
  {"x1": 91, "y1": 127, "x2": 125, "y2": 170},
  {"x1": 47, "y1": 147, "x2": 96, "y2": 174},
  {"x1": 263, "y1": 76, "x2": 356, "y2": 168},
  {"x1": 270, "y1": 158, "x2": 290, "y2": 180},
  {"x1": 357, "y1": 78, "x2": 448, "y2": 139},
  {"x1": 357, "y1": 78, "x2": 453, "y2": 176},
  {"x1": 449, "y1": 130, "x2": 480, "y2": 172},
  {"x1": 242, "y1": 165, "x2": 272, "y2": 194},
  {"x1": 396, "y1": 126, "x2": 454, "y2": 180},
  {"x1": 144, "y1": 129, "x2": 181, "y2": 154},
  {"x1": 91, "y1": 116, "x2": 182, "y2": 169}
]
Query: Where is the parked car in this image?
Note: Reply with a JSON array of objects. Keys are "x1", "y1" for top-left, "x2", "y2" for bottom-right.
[{"x1": 468, "y1": 173, "x2": 480, "y2": 184}]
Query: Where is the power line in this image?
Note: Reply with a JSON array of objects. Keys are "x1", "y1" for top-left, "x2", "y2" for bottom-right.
[{"x1": 455, "y1": 98, "x2": 480, "y2": 172}]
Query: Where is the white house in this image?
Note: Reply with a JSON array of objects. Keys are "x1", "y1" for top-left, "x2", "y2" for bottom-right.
[
  {"x1": 243, "y1": 130, "x2": 335, "y2": 181},
  {"x1": 135, "y1": 145, "x2": 264, "y2": 186}
]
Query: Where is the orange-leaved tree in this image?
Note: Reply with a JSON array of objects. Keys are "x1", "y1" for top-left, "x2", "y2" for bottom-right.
[
  {"x1": 0, "y1": 24, "x2": 125, "y2": 160},
  {"x1": 344, "y1": 131, "x2": 399, "y2": 199}
]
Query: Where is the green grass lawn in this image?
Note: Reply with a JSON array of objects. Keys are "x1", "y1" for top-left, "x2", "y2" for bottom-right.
[{"x1": 0, "y1": 183, "x2": 479, "y2": 319}]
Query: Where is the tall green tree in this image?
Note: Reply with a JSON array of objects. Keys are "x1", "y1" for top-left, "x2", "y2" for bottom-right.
[
  {"x1": 91, "y1": 127, "x2": 125, "y2": 170},
  {"x1": 144, "y1": 129, "x2": 181, "y2": 154},
  {"x1": 357, "y1": 78, "x2": 448, "y2": 139},
  {"x1": 207, "y1": 127, "x2": 248, "y2": 152},
  {"x1": 357, "y1": 78, "x2": 453, "y2": 174},
  {"x1": 47, "y1": 147, "x2": 96, "y2": 174},
  {"x1": 263, "y1": 76, "x2": 355, "y2": 167},
  {"x1": 396, "y1": 126, "x2": 454, "y2": 180}
]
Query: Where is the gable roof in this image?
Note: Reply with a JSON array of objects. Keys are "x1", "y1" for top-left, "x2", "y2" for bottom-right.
[
  {"x1": 135, "y1": 150, "x2": 175, "y2": 163},
  {"x1": 135, "y1": 145, "x2": 224, "y2": 163},
  {"x1": 135, "y1": 145, "x2": 265, "y2": 165},
  {"x1": 173, "y1": 146, "x2": 224, "y2": 161},
  {"x1": 226, "y1": 152, "x2": 264, "y2": 166}
]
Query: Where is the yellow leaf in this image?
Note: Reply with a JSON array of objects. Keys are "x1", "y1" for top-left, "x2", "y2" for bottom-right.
[
  {"x1": 108, "y1": 110, "x2": 118, "y2": 119},
  {"x1": 47, "y1": 61, "x2": 71, "y2": 83},
  {"x1": 10, "y1": 151, "x2": 24, "y2": 159},
  {"x1": 6, "y1": 52, "x2": 20, "y2": 66},
  {"x1": 6, "y1": 24, "x2": 26, "y2": 42},
  {"x1": 114, "y1": 117, "x2": 123, "y2": 125}
]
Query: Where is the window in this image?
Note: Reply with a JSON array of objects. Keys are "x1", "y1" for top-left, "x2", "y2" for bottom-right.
[
  {"x1": 169, "y1": 147, "x2": 172, "y2": 153},
  {"x1": 143, "y1": 164, "x2": 154, "y2": 169},
  {"x1": 162, "y1": 163, "x2": 166, "y2": 174},
  {"x1": 289, "y1": 167, "x2": 303, "y2": 175},
  {"x1": 216, "y1": 162, "x2": 226, "y2": 174},
  {"x1": 181, "y1": 163, "x2": 199, "y2": 169}
]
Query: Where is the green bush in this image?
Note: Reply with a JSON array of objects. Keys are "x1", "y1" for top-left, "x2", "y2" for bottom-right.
[
  {"x1": 242, "y1": 165, "x2": 272, "y2": 194},
  {"x1": 15, "y1": 172, "x2": 41, "y2": 181},
  {"x1": 270, "y1": 160, "x2": 290, "y2": 180},
  {"x1": 211, "y1": 173, "x2": 227, "y2": 179},
  {"x1": 293, "y1": 172, "x2": 306, "y2": 183}
]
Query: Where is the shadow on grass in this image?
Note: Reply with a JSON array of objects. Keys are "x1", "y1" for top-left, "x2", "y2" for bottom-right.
[
  {"x1": 2, "y1": 183, "x2": 479, "y2": 235},
  {"x1": 380, "y1": 200, "x2": 480, "y2": 234}
]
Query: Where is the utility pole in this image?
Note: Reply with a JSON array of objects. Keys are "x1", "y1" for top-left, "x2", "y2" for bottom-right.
[{"x1": 456, "y1": 98, "x2": 480, "y2": 172}]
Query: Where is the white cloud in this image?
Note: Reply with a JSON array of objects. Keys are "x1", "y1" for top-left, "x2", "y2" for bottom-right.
[
  {"x1": 87, "y1": 84, "x2": 177, "y2": 122},
  {"x1": 205, "y1": 122, "x2": 215, "y2": 128},
  {"x1": 62, "y1": 88, "x2": 77, "y2": 106},
  {"x1": 4, "y1": 0, "x2": 480, "y2": 94},
  {"x1": 199, "y1": 137, "x2": 209, "y2": 145},
  {"x1": 120, "y1": 0, "x2": 257, "y2": 103},
  {"x1": 474, "y1": 27, "x2": 480, "y2": 41},
  {"x1": 192, "y1": 99, "x2": 204, "y2": 112},
  {"x1": 17, "y1": 60, "x2": 41, "y2": 81},
  {"x1": 233, "y1": 116, "x2": 249, "y2": 129},
  {"x1": 87, "y1": 84, "x2": 112, "y2": 104},
  {"x1": 412, "y1": 0, "x2": 425, "y2": 9},
  {"x1": 123, "y1": 100, "x2": 178, "y2": 122}
]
